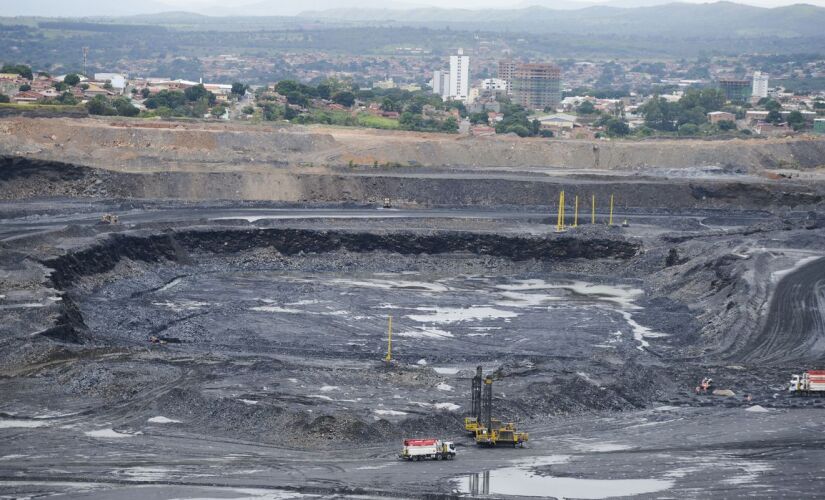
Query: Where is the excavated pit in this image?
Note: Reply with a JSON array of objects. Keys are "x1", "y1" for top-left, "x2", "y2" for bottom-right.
[{"x1": 4, "y1": 152, "x2": 825, "y2": 497}]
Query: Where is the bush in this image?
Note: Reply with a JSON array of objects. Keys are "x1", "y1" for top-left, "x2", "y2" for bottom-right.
[
  {"x1": 717, "y1": 120, "x2": 736, "y2": 131},
  {"x1": 19, "y1": 84, "x2": 31, "y2": 92},
  {"x1": 64, "y1": 73, "x2": 81, "y2": 86},
  {"x1": 0, "y1": 93, "x2": 9, "y2": 103},
  {"x1": 113, "y1": 98, "x2": 139, "y2": 117},
  {"x1": 1, "y1": 64, "x2": 33, "y2": 80},
  {"x1": 86, "y1": 96, "x2": 108, "y2": 115},
  {"x1": 677, "y1": 123, "x2": 699, "y2": 136}
]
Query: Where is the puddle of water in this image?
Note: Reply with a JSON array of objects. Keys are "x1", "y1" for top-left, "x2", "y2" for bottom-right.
[
  {"x1": 84, "y1": 428, "x2": 133, "y2": 439},
  {"x1": 407, "y1": 306, "x2": 518, "y2": 324},
  {"x1": 152, "y1": 300, "x2": 209, "y2": 312},
  {"x1": 456, "y1": 468, "x2": 673, "y2": 499},
  {"x1": 0, "y1": 419, "x2": 49, "y2": 428},
  {"x1": 147, "y1": 416, "x2": 181, "y2": 424},
  {"x1": 374, "y1": 409, "x2": 407, "y2": 416},
  {"x1": 571, "y1": 440, "x2": 632, "y2": 453},
  {"x1": 327, "y1": 278, "x2": 449, "y2": 293},
  {"x1": 433, "y1": 367, "x2": 460, "y2": 375},
  {"x1": 395, "y1": 327, "x2": 454, "y2": 339}
]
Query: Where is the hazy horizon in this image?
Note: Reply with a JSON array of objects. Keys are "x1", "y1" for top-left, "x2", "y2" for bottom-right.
[{"x1": 2, "y1": 0, "x2": 824, "y2": 18}]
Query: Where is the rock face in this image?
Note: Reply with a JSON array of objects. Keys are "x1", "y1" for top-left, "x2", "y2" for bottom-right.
[{"x1": 2, "y1": 117, "x2": 825, "y2": 173}]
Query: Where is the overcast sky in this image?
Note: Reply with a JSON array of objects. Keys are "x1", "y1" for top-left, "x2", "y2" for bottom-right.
[{"x1": 2, "y1": 0, "x2": 820, "y2": 17}]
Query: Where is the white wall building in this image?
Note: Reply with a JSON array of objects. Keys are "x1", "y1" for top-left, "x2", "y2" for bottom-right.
[
  {"x1": 449, "y1": 48, "x2": 470, "y2": 101},
  {"x1": 752, "y1": 71, "x2": 769, "y2": 99},
  {"x1": 481, "y1": 78, "x2": 508, "y2": 92},
  {"x1": 94, "y1": 73, "x2": 127, "y2": 92},
  {"x1": 431, "y1": 70, "x2": 449, "y2": 99}
]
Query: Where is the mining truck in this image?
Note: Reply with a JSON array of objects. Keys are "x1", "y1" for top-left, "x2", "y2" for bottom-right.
[
  {"x1": 789, "y1": 370, "x2": 825, "y2": 395},
  {"x1": 399, "y1": 438, "x2": 456, "y2": 461}
]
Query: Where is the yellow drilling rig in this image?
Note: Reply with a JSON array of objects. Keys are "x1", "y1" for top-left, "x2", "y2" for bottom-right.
[{"x1": 463, "y1": 366, "x2": 528, "y2": 447}]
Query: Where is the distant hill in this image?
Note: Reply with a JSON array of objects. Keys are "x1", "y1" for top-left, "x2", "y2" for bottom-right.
[
  {"x1": 0, "y1": 0, "x2": 171, "y2": 17},
  {"x1": 296, "y1": 2, "x2": 825, "y2": 37}
]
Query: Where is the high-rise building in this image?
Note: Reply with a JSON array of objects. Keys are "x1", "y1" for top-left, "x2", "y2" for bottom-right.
[
  {"x1": 719, "y1": 79, "x2": 752, "y2": 102},
  {"x1": 510, "y1": 63, "x2": 562, "y2": 111},
  {"x1": 449, "y1": 48, "x2": 470, "y2": 101},
  {"x1": 752, "y1": 71, "x2": 769, "y2": 99},
  {"x1": 431, "y1": 70, "x2": 450, "y2": 99},
  {"x1": 498, "y1": 59, "x2": 517, "y2": 94}
]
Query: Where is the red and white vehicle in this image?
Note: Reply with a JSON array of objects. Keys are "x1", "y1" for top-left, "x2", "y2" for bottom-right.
[
  {"x1": 789, "y1": 370, "x2": 825, "y2": 395},
  {"x1": 399, "y1": 438, "x2": 456, "y2": 461}
]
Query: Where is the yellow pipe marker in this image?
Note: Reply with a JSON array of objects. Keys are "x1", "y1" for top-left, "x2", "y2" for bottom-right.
[
  {"x1": 384, "y1": 315, "x2": 393, "y2": 362},
  {"x1": 609, "y1": 194, "x2": 614, "y2": 226},
  {"x1": 574, "y1": 195, "x2": 579, "y2": 227},
  {"x1": 591, "y1": 195, "x2": 596, "y2": 224}
]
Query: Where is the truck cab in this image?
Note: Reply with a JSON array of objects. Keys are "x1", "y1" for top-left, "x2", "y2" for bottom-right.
[{"x1": 789, "y1": 374, "x2": 801, "y2": 392}]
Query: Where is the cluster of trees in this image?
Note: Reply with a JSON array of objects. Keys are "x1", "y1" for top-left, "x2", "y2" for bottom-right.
[
  {"x1": 86, "y1": 95, "x2": 139, "y2": 116},
  {"x1": 1, "y1": 64, "x2": 33, "y2": 80},
  {"x1": 638, "y1": 88, "x2": 731, "y2": 136},
  {"x1": 399, "y1": 113, "x2": 458, "y2": 133},
  {"x1": 273, "y1": 79, "x2": 356, "y2": 109},
  {"x1": 260, "y1": 79, "x2": 460, "y2": 133},
  {"x1": 143, "y1": 84, "x2": 224, "y2": 118},
  {"x1": 495, "y1": 104, "x2": 551, "y2": 138}
]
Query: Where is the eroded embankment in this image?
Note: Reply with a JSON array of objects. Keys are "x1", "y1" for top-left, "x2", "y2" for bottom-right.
[
  {"x1": 42, "y1": 227, "x2": 640, "y2": 342},
  {"x1": 3, "y1": 156, "x2": 825, "y2": 209},
  {"x1": 4, "y1": 117, "x2": 825, "y2": 171}
]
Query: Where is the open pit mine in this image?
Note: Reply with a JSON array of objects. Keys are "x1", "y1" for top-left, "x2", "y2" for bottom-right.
[{"x1": 3, "y1": 117, "x2": 825, "y2": 499}]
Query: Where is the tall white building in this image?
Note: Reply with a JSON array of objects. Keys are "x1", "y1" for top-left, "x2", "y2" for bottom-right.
[
  {"x1": 431, "y1": 70, "x2": 450, "y2": 99},
  {"x1": 752, "y1": 71, "x2": 769, "y2": 99},
  {"x1": 448, "y1": 48, "x2": 470, "y2": 101}
]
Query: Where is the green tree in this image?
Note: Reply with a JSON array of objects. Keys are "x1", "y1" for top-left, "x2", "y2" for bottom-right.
[
  {"x1": 231, "y1": 82, "x2": 248, "y2": 97},
  {"x1": 86, "y1": 96, "x2": 109, "y2": 115},
  {"x1": 678, "y1": 123, "x2": 699, "y2": 136},
  {"x1": 764, "y1": 100, "x2": 782, "y2": 112},
  {"x1": 1, "y1": 64, "x2": 33, "y2": 80},
  {"x1": 468, "y1": 112, "x2": 489, "y2": 125},
  {"x1": 639, "y1": 96, "x2": 679, "y2": 132},
  {"x1": 441, "y1": 116, "x2": 459, "y2": 133},
  {"x1": 113, "y1": 98, "x2": 139, "y2": 117},
  {"x1": 64, "y1": 73, "x2": 81, "y2": 86},
  {"x1": 767, "y1": 110, "x2": 782, "y2": 124},
  {"x1": 283, "y1": 105, "x2": 298, "y2": 120},
  {"x1": 19, "y1": 83, "x2": 30, "y2": 92},
  {"x1": 0, "y1": 93, "x2": 10, "y2": 103},
  {"x1": 286, "y1": 91, "x2": 308, "y2": 108},
  {"x1": 576, "y1": 100, "x2": 596, "y2": 115},
  {"x1": 380, "y1": 97, "x2": 397, "y2": 112},
  {"x1": 56, "y1": 91, "x2": 78, "y2": 105},
  {"x1": 605, "y1": 118, "x2": 630, "y2": 137},
  {"x1": 140, "y1": 88, "x2": 151, "y2": 98},
  {"x1": 211, "y1": 104, "x2": 227, "y2": 118},
  {"x1": 787, "y1": 110, "x2": 805, "y2": 130},
  {"x1": 184, "y1": 84, "x2": 208, "y2": 102},
  {"x1": 717, "y1": 120, "x2": 736, "y2": 131},
  {"x1": 332, "y1": 91, "x2": 355, "y2": 107}
]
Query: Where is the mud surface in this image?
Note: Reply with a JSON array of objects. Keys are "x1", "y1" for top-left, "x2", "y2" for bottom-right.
[{"x1": 2, "y1": 149, "x2": 825, "y2": 498}]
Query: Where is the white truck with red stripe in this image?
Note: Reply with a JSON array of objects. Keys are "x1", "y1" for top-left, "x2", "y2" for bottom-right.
[
  {"x1": 399, "y1": 438, "x2": 456, "y2": 461},
  {"x1": 789, "y1": 370, "x2": 825, "y2": 395}
]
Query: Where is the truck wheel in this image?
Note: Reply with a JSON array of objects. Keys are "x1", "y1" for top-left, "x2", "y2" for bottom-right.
[{"x1": 447, "y1": 454, "x2": 454, "y2": 460}]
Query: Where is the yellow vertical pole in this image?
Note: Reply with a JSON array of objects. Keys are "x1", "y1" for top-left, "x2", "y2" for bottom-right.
[
  {"x1": 384, "y1": 315, "x2": 392, "y2": 362},
  {"x1": 574, "y1": 195, "x2": 578, "y2": 227},
  {"x1": 609, "y1": 194, "x2": 614, "y2": 226},
  {"x1": 591, "y1": 195, "x2": 596, "y2": 224},
  {"x1": 556, "y1": 191, "x2": 565, "y2": 232},
  {"x1": 556, "y1": 192, "x2": 561, "y2": 230}
]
